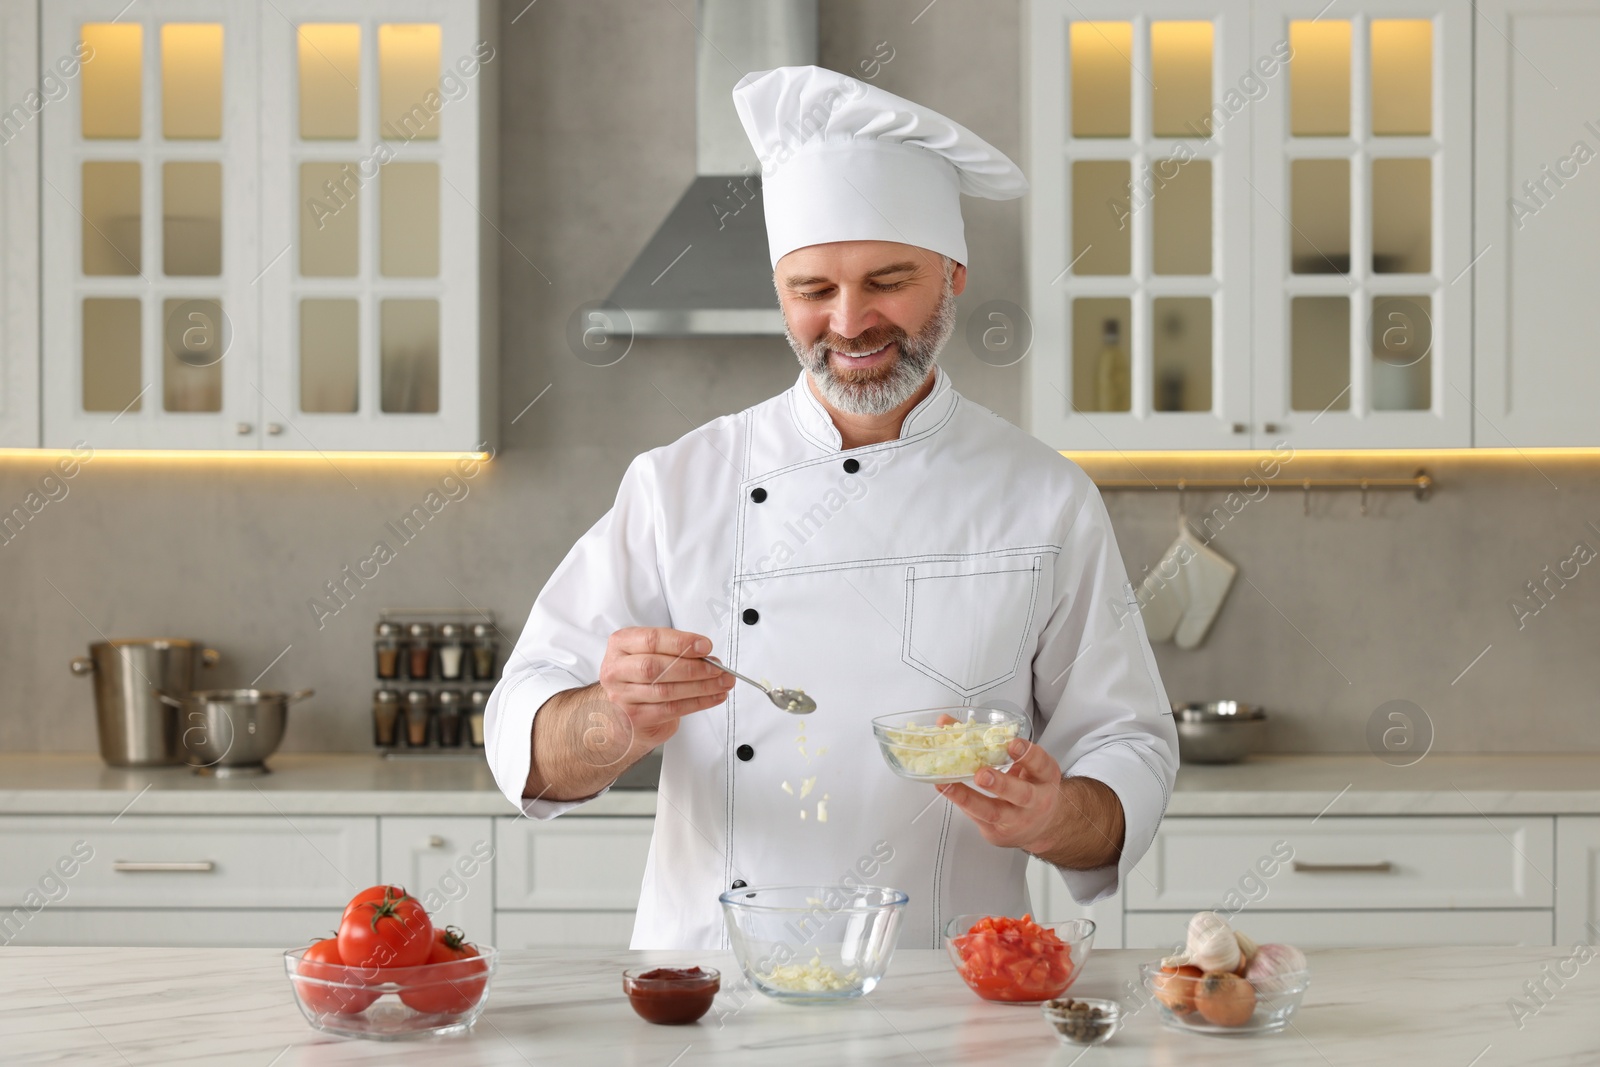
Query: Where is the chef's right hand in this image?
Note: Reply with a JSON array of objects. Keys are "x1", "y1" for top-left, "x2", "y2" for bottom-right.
[{"x1": 597, "y1": 628, "x2": 735, "y2": 748}]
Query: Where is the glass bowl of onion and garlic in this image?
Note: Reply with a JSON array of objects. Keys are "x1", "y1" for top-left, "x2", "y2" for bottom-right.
[
  {"x1": 719, "y1": 884, "x2": 908, "y2": 1003},
  {"x1": 870, "y1": 706, "x2": 1032, "y2": 785}
]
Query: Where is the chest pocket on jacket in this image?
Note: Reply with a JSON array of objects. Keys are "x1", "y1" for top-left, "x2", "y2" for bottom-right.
[{"x1": 902, "y1": 555, "x2": 1043, "y2": 697}]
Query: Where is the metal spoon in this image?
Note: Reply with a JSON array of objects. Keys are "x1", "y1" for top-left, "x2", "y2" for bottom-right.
[{"x1": 701, "y1": 656, "x2": 816, "y2": 715}]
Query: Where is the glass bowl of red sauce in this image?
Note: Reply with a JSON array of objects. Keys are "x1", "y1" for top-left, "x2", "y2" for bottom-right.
[{"x1": 622, "y1": 965, "x2": 721, "y2": 1025}]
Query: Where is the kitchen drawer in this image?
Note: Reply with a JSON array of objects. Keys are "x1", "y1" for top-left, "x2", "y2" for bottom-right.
[
  {"x1": 1126, "y1": 817, "x2": 1554, "y2": 911},
  {"x1": 0, "y1": 907, "x2": 345, "y2": 947},
  {"x1": 495, "y1": 910, "x2": 635, "y2": 949},
  {"x1": 495, "y1": 816, "x2": 651, "y2": 911},
  {"x1": 1126, "y1": 909, "x2": 1554, "y2": 949},
  {"x1": 0, "y1": 816, "x2": 377, "y2": 909},
  {"x1": 379, "y1": 817, "x2": 495, "y2": 938}
]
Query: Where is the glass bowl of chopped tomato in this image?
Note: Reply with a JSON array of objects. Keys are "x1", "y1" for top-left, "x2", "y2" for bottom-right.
[
  {"x1": 944, "y1": 914, "x2": 1094, "y2": 1004},
  {"x1": 720, "y1": 884, "x2": 909, "y2": 1003},
  {"x1": 284, "y1": 943, "x2": 497, "y2": 1039}
]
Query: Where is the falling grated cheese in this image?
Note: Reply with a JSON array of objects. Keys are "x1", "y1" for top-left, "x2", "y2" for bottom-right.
[
  {"x1": 816, "y1": 795, "x2": 829, "y2": 823},
  {"x1": 800, "y1": 809, "x2": 808, "y2": 819},
  {"x1": 799, "y1": 776, "x2": 817, "y2": 799},
  {"x1": 781, "y1": 781, "x2": 794, "y2": 795}
]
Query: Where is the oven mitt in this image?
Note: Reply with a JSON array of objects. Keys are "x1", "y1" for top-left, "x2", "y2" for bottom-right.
[{"x1": 1136, "y1": 521, "x2": 1238, "y2": 648}]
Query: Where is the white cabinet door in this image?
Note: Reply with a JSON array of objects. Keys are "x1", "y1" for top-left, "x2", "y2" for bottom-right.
[
  {"x1": 1026, "y1": 856, "x2": 1123, "y2": 949},
  {"x1": 40, "y1": 1, "x2": 265, "y2": 450},
  {"x1": 255, "y1": 0, "x2": 495, "y2": 453},
  {"x1": 1473, "y1": 1, "x2": 1600, "y2": 446},
  {"x1": 1126, "y1": 909, "x2": 1552, "y2": 948},
  {"x1": 1555, "y1": 816, "x2": 1600, "y2": 946},
  {"x1": 1025, "y1": 0, "x2": 1255, "y2": 451},
  {"x1": 379, "y1": 816, "x2": 495, "y2": 941},
  {"x1": 0, "y1": 0, "x2": 41, "y2": 447},
  {"x1": 494, "y1": 910, "x2": 637, "y2": 950},
  {"x1": 1, "y1": 907, "x2": 346, "y2": 948},
  {"x1": 494, "y1": 816, "x2": 652, "y2": 912},
  {"x1": 1251, "y1": 0, "x2": 1473, "y2": 448}
]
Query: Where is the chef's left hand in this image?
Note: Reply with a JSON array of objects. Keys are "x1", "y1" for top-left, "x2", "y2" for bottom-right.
[{"x1": 937, "y1": 738, "x2": 1064, "y2": 854}]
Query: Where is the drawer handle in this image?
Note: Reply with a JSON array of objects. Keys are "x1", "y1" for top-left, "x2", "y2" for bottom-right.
[
  {"x1": 427, "y1": 835, "x2": 446, "y2": 849},
  {"x1": 113, "y1": 861, "x2": 216, "y2": 873},
  {"x1": 1291, "y1": 860, "x2": 1394, "y2": 874}
]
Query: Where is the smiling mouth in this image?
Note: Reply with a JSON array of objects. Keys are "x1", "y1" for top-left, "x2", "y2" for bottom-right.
[{"x1": 830, "y1": 341, "x2": 894, "y2": 360}]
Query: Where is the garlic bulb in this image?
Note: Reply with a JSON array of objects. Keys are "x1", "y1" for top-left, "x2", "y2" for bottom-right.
[
  {"x1": 1244, "y1": 942, "x2": 1307, "y2": 996},
  {"x1": 1185, "y1": 911, "x2": 1242, "y2": 974},
  {"x1": 1234, "y1": 929, "x2": 1260, "y2": 973}
]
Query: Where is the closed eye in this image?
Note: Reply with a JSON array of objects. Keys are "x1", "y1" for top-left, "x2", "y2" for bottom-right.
[{"x1": 794, "y1": 281, "x2": 907, "y2": 301}]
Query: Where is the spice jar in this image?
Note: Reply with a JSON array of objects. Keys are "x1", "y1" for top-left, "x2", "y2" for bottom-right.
[
  {"x1": 437, "y1": 623, "x2": 466, "y2": 681},
  {"x1": 436, "y1": 690, "x2": 465, "y2": 747},
  {"x1": 372, "y1": 689, "x2": 401, "y2": 747},
  {"x1": 374, "y1": 621, "x2": 403, "y2": 680},
  {"x1": 403, "y1": 690, "x2": 433, "y2": 748},
  {"x1": 470, "y1": 622, "x2": 498, "y2": 680},
  {"x1": 468, "y1": 689, "x2": 489, "y2": 748},
  {"x1": 406, "y1": 622, "x2": 434, "y2": 680}
]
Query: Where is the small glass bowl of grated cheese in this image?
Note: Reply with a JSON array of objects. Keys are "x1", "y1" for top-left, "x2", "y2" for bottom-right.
[{"x1": 871, "y1": 707, "x2": 1032, "y2": 785}]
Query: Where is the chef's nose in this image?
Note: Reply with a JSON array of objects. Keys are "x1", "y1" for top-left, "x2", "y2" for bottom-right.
[{"x1": 825, "y1": 286, "x2": 883, "y2": 341}]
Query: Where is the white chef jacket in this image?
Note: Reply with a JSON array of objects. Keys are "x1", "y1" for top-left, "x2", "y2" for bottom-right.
[{"x1": 485, "y1": 367, "x2": 1177, "y2": 950}]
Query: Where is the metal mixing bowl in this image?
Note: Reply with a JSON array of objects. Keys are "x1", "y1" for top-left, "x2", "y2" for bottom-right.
[
  {"x1": 159, "y1": 688, "x2": 313, "y2": 776},
  {"x1": 1173, "y1": 701, "x2": 1266, "y2": 764}
]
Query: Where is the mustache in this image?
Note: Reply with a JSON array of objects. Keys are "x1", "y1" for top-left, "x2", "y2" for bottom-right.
[{"x1": 815, "y1": 325, "x2": 906, "y2": 355}]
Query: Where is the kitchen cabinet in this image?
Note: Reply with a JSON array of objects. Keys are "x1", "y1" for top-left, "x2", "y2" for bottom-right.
[
  {"x1": 1555, "y1": 816, "x2": 1600, "y2": 946},
  {"x1": 0, "y1": 0, "x2": 40, "y2": 447},
  {"x1": 1127, "y1": 909, "x2": 1552, "y2": 948},
  {"x1": 494, "y1": 816, "x2": 652, "y2": 947},
  {"x1": 378, "y1": 816, "x2": 494, "y2": 940},
  {"x1": 1025, "y1": 0, "x2": 1474, "y2": 450},
  {"x1": 1026, "y1": 856, "x2": 1124, "y2": 948},
  {"x1": 36, "y1": 0, "x2": 498, "y2": 452},
  {"x1": 1472, "y1": 0, "x2": 1600, "y2": 446}
]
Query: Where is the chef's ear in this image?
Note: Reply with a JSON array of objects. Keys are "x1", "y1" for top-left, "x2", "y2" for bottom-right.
[{"x1": 947, "y1": 259, "x2": 967, "y2": 297}]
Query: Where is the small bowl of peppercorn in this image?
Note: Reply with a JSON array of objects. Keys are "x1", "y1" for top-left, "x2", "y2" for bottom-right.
[{"x1": 1040, "y1": 997, "x2": 1122, "y2": 1046}]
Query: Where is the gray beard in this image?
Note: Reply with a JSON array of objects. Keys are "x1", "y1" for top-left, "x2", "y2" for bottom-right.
[{"x1": 785, "y1": 275, "x2": 958, "y2": 417}]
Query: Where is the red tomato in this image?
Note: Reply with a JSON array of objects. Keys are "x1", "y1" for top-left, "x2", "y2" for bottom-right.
[
  {"x1": 951, "y1": 914, "x2": 1074, "y2": 1002},
  {"x1": 342, "y1": 884, "x2": 409, "y2": 920},
  {"x1": 398, "y1": 927, "x2": 489, "y2": 1015},
  {"x1": 337, "y1": 885, "x2": 434, "y2": 971},
  {"x1": 294, "y1": 938, "x2": 379, "y2": 1015}
]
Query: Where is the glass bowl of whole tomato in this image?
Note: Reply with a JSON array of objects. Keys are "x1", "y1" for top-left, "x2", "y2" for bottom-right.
[{"x1": 944, "y1": 914, "x2": 1094, "y2": 1004}]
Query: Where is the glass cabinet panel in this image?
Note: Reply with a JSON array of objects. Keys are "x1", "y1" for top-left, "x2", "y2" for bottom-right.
[
  {"x1": 300, "y1": 162, "x2": 360, "y2": 277},
  {"x1": 82, "y1": 162, "x2": 141, "y2": 276},
  {"x1": 380, "y1": 163, "x2": 439, "y2": 277},
  {"x1": 1372, "y1": 158, "x2": 1431, "y2": 273},
  {"x1": 163, "y1": 162, "x2": 222, "y2": 277},
  {"x1": 1152, "y1": 297, "x2": 1212, "y2": 412},
  {"x1": 380, "y1": 299, "x2": 439, "y2": 413},
  {"x1": 1370, "y1": 295, "x2": 1431, "y2": 410},
  {"x1": 1071, "y1": 298, "x2": 1131, "y2": 413},
  {"x1": 1289, "y1": 20, "x2": 1350, "y2": 137},
  {"x1": 82, "y1": 298, "x2": 143, "y2": 413},
  {"x1": 1371, "y1": 20, "x2": 1432, "y2": 136},
  {"x1": 298, "y1": 24, "x2": 361, "y2": 140},
  {"x1": 1152, "y1": 159, "x2": 1211, "y2": 276},
  {"x1": 162, "y1": 297, "x2": 223, "y2": 412},
  {"x1": 300, "y1": 299, "x2": 360, "y2": 413},
  {"x1": 81, "y1": 23, "x2": 142, "y2": 139},
  {"x1": 1290, "y1": 159, "x2": 1350, "y2": 274},
  {"x1": 1290, "y1": 296, "x2": 1350, "y2": 412},
  {"x1": 161, "y1": 24, "x2": 223, "y2": 140},
  {"x1": 1151, "y1": 22, "x2": 1213, "y2": 137},
  {"x1": 1072, "y1": 161, "x2": 1131, "y2": 275},
  {"x1": 1070, "y1": 22, "x2": 1132, "y2": 138},
  {"x1": 379, "y1": 24, "x2": 442, "y2": 141}
]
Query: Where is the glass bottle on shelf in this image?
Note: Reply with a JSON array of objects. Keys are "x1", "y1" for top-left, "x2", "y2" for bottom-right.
[
  {"x1": 1095, "y1": 319, "x2": 1129, "y2": 413},
  {"x1": 436, "y1": 690, "x2": 464, "y2": 747},
  {"x1": 467, "y1": 690, "x2": 489, "y2": 748},
  {"x1": 437, "y1": 623, "x2": 465, "y2": 681},
  {"x1": 406, "y1": 622, "x2": 434, "y2": 680},
  {"x1": 372, "y1": 689, "x2": 400, "y2": 747},
  {"x1": 403, "y1": 689, "x2": 433, "y2": 748},
  {"x1": 470, "y1": 623, "x2": 498, "y2": 680},
  {"x1": 374, "y1": 621, "x2": 402, "y2": 680}
]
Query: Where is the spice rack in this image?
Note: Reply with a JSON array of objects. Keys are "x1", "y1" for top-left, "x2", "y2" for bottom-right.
[{"x1": 372, "y1": 610, "x2": 501, "y2": 756}]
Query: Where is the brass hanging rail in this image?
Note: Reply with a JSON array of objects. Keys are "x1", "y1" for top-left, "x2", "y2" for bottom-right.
[{"x1": 1092, "y1": 469, "x2": 1435, "y2": 514}]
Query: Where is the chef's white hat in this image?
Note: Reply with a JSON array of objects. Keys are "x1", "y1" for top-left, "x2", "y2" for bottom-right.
[{"x1": 731, "y1": 65, "x2": 1028, "y2": 269}]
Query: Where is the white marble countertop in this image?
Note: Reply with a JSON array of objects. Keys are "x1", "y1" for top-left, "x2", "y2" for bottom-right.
[
  {"x1": 3, "y1": 945, "x2": 1594, "y2": 1065},
  {"x1": 5, "y1": 752, "x2": 1600, "y2": 817}
]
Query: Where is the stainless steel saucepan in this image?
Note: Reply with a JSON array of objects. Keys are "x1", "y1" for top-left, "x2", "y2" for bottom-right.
[
  {"x1": 71, "y1": 639, "x2": 221, "y2": 767},
  {"x1": 157, "y1": 688, "x2": 314, "y2": 777}
]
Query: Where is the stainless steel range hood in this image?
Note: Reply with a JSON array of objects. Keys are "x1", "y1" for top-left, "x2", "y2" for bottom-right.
[{"x1": 605, "y1": 0, "x2": 817, "y2": 337}]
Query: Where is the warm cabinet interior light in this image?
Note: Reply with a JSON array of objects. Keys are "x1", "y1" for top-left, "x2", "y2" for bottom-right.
[
  {"x1": 1062, "y1": 449, "x2": 1600, "y2": 463},
  {"x1": 0, "y1": 449, "x2": 491, "y2": 463}
]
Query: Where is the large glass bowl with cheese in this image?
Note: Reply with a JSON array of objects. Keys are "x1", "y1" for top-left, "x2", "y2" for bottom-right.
[
  {"x1": 719, "y1": 884, "x2": 908, "y2": 1003},
  {"x1": 871, "y1": 706, "x2": 1032, "y2": 784}
]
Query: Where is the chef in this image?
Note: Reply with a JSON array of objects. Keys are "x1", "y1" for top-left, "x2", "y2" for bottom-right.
[{"x1": 486, "y1": 65, "x2": 1178, "y2": 950}]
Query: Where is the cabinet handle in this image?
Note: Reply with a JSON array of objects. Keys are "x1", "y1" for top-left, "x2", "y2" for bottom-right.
[
  {"x1": 113, "y1": 861, "x2": 216, "y2": 873},
  {"x1": 1291, "y1": 860, "x2": 1393, "y2": 874},
  {"x1": 1230, "y1": 423, "x2": 1247, "y2": 435},
  {"x1": 427, "y1": 835, "x2": 446, "y2": 849},
  {"x1": 235, "y1": 422, "x2": 253, "y2": 435},
  {"x1": 1262, "y1": 422, "x2": 1283, "y2": 435},
  {"x1": 267, "y1": 423, "x2": 284, "y2": 435}
]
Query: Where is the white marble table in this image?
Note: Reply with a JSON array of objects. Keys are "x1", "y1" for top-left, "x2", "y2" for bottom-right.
[{"x1": 3, "y1": 945, "x2": 1596, "y2": 1065}]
